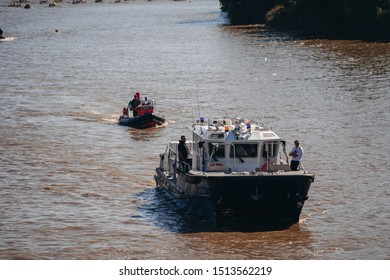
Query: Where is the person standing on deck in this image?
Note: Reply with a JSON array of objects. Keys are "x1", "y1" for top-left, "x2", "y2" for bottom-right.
[
  {"x1": 289, "y1": 140, "x2": 303, "y2": 171},
  {"x1": 178, "y1": 135, "x2": 189, "y2": 171},
  {"x1": 129, "y1": 94, "x2": 141, "y2": 117}
]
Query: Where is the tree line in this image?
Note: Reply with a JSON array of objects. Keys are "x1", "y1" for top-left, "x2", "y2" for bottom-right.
[{"x1": 219, "y1": 0, "x2": 390, "y2": 40}]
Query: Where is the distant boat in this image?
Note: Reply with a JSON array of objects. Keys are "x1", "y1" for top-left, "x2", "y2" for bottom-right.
[
  {"x1": 118, "y1": 93, "x2": 165, "y2": 129},
  {"x1": 0, "y1": 28, "x2": 5, "y2": 40},
  {"x1": 155, "y1": 117, "x2": 315, "y2": 226}
]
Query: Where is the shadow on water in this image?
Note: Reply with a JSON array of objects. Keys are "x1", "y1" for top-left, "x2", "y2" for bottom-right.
[
  {"x1": 221, "y1": 24, "x2": 297, "y2": 42},
  {"x1": 137, "y1": 187, "x2": 295, "y2": 234}
]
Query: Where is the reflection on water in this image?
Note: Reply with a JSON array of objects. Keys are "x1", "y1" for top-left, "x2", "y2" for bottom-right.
[
  {"x1": 124, "y1": 123, "x2": 169, "y2": 142},
  {"x1": 140, "y1": 187, "x2": 308, "y2": 233},
  {"x1": 138, "y1": 187, "x2": 315, "y2": 259}
]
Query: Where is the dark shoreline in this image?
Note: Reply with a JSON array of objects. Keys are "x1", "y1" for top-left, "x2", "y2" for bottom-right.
[{"x1": 220, "y1": 0, "x2": 390, "y2": 42}]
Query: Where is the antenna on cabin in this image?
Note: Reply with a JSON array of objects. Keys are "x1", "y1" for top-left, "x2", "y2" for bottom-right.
[
  {"x1": 190, "y1": 90, "x2": 202, "y2": 123},
  {"x1": 196, "y1": 90, "x2": 201, "y2": 120},
  {"x1": 190, "y1": 90, "x2": 195, "y2": 121}
]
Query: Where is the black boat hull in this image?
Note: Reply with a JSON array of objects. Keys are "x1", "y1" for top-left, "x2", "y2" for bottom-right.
[
  {"x1": 155, "y1": 168, "x2": 314, "y2": 225},
  {"x1": 118, "y1": 114, "x2": 165, "y2": 129}
]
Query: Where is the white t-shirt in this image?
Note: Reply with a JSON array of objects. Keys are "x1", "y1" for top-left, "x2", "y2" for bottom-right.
[{"x1": 290, "y1": 146, "x2": 303, "y2": 161}]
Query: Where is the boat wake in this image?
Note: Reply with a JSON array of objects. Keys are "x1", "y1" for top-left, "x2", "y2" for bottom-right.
[{"x1": 0, "y1": 37, "x2": 15, "y2": 42}]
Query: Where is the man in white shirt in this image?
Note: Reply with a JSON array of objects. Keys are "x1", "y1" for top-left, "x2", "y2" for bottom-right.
[{"x1": 289, "y1": 140, "x2": 303, "y2": 171}]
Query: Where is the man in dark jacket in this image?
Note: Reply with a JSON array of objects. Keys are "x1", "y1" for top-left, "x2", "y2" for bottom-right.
[
  {"x1": 128, "y1": 94, "x2": 141, "y2": 117},
  {"x1": 178, "y1": 135, "x2": 189, "y2": 171}
]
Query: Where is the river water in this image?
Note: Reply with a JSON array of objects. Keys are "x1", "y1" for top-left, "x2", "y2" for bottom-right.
[{"x1": 1, "y1": 0, "x2": 389, "y2": 260}]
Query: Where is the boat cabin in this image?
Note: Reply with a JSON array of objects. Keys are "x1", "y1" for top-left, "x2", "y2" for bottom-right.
[
  {"x1": 136, "y1": 99, "x2": 155, "y2": 117},
  {"x1": 122, "y1": 98, "x2": 157, "y2": 118},
  {"x1": 162, "y1": 117, "x2": 291, "y2": 175},
  {"x1": 189, "y1": 117, "x2": 290, "y2": 173}
]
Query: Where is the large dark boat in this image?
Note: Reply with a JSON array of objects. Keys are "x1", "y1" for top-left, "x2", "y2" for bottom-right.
[
  {"x1": 118, "y1": 94, "x2": 165, "y2": 129},
  {"x1": 154, "y1": 117, "x2": 315, "y2": 226}
]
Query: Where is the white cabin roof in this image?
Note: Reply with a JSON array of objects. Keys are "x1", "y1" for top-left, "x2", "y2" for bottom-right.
[{"x1": 192, "y1": 117, "x2": 280, "y2": 142}]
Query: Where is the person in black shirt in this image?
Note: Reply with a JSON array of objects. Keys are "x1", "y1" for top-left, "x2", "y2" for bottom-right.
[
  {"x1": 128, "y1": 94, "x2": 141, "y2": 117},
  {"x1": 178, "y1": 135, "x2": 189, "y2": 171}
]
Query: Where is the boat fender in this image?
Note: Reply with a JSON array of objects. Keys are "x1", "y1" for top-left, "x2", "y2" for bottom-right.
[{"x1": 260, "y1": 162, "x2": 269, "y2": 172}]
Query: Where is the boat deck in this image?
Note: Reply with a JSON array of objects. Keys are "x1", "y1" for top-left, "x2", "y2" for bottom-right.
[{"x1": 188, "y1": 170, "x2": 314, "y2": 177}]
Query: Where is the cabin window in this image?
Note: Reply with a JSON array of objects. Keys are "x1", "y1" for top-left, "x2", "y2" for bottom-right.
[
  {"x1": 208, "y1": 143, "x2": 225, "y2": 158},
  {"x1": 262, "y1": 142, "x2": 278, "y2": 158},
  {"x1": 230, "y1": 144, "x2": 258, "y2": 158},
  {"x1": 210, "y1": 133, "x2": 224, "y2": 139}
]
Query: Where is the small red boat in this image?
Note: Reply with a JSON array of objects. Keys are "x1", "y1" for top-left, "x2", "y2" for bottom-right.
[{"x1": 118, "y1": 93, "x2": 165, "y2": 129}]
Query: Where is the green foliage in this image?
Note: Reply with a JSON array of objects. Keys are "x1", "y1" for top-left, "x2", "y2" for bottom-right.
[
  {"x1": 269, "y1": 0, "x2": 345, "y2": 36},
  {"x1": 220, "y1": 0, "x2": 278, "y2": 24},
  {"x1": 220, "y1": 0, "x2": 390, "y2": 39}
]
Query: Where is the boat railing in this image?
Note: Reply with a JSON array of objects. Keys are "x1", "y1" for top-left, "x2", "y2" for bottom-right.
[
  {"x1": 265, "y1": 157, "x2": 309, "y2": 173},
  {"x1": 228, "y1": 143, "x2": 238, "y2": 173},
  {"x1": 263, "y1": 150, "x2": 290, "y2": 172},
  {"x1": 180, "y1": 161, "x2": 191, "y2": 173},
  {"x1": 163, "y1": 145, "x2": 177, "y2": 178},
  {"x1": 260, "y1": 141, "x2": 291, "y2": 172},
  {"x1": 298, "y1": 162, "x2": 309, "y2": 173},
  {"x1": 264, "y1": 142, "x2": 310, "y2": 172},
  {"x1": 162, "y1": 144, "x2": 193, "y2": 176}
]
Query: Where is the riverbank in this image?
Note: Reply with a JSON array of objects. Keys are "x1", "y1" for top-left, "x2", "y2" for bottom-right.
[{"x1": 220, "y1": 0, "x2": 390, "y2": 41}]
